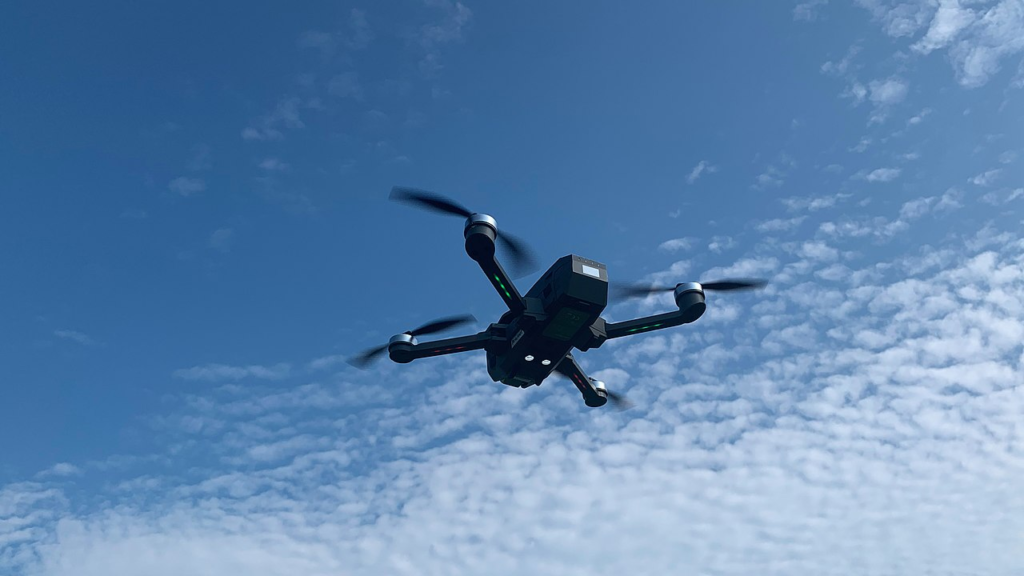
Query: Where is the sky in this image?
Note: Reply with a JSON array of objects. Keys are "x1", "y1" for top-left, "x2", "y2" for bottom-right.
[{"x1": 1, "y1": 0, "x2": 1024, "y2": 574}]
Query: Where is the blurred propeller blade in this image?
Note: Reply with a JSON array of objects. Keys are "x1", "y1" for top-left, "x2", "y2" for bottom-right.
[
  {"x1": 409, "y1": 314, "x2": 477, "y2": 337},
  {"x1": 606, "y1": 390, "x2": 634, "y2": 411},
  {"x1": 610, "y1": 282, "x2": 675, "y2": 299},
  {"x1": 389, "y1": 187, "x2": 473, "y2": 218},
  {"x1": 348, "y1": 314, "x2": 476, "y2": 369},
  {"x1": 700, "y1": 278, "x2": 768, "y2": 291},
  {"x1": 496, "y1": 230, "x2": 539, "y2": 277},
  {"x1": 612, "y1": 278, "x2": 768, "y2": 300},
  {"x1": 347, "y1": 344, "x2": 389, "y2": 369},
  {"x1": 390, "y1": 185, "x2": 540, "y2": 277}
]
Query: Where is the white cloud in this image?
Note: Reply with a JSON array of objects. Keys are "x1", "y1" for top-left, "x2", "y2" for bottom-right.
[
  {"x1": 868, "y1": 77, "x2": 909, "y2": 105},
  {"x1": 209, "y1": 228, "x2": 234, "y2": 254},
  {"x1": 186, "y1": 144, "x2": 212, "y2": 172},
  {"x1": 708, "y1": 235, "x2": 737, "y2": 254},
  {"x1": 39, "y1": 463, "x2": 81, "y2": 478},
  {"x1": 53, "y1": 330, "x2": 94, "y2": 346},
  {"x1": 821, "y1": 44, "x2": 861, "y2": 76},
  {"x1": 906, "y1": 107, "x2": 932, "y2": 125},
  {"x1": 981, "y1": 187, "x2": 1023, "y2": 205},
  {"x1": 328, "y1": 71, "x2": 364, "y2": 100},
  {"x1": 862, "y1": 167, "x2": 902, "y2": 182},
  {"x1": 969, "y1": 168, "x2": 1002, "y2": 186},
  {"x1": 866, "y1": 77, "x2": 909, "y2": 123},
  {"x1": 258, "y1": 158, "x2": 289, "y2": 171},
  {"x1": 781, "y1": 192, "x2": 850, "y2": 212},
  {"x1": 173, "y1": 363, "x2": 292, "y2": 382},
  {"x1": 242, "y1": 98, "x2": 305, "y2": 142},
  {"x1": 658, "y1": 237, "x2": 698, "y2": 252},
  {"x1": 753, "y1": 165, "x2": 785, "y2": 190},
  {"x1": 7, "y1": 219, "x2": 1024, "y2": 575},
  {"x1": 686, "y1": 160, "x2": 718, "y2": 184},
  {"x1": 756, "y1": 216, "x2": 806, "y2": 233},
  {"x1": 856, "y1": 0, "x2": 1024, "y2": 88},
  {"x1": 850, "y1": 137, "x2": 872, "y2": 152},
  {"x1": 794, "y1": 0, "x2": 829, "y2": 21},
  {"x1": 168, "y1": 177, "x2": 205, "y2": 197},
  {"x1": 911, "y1": 0, "x2": 977, "y2": 54}
]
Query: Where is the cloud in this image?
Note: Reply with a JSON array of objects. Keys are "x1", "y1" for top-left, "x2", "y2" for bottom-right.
[
  {"x1": 38, "y1": 463, "x2": 81, "y2": 478},
  {"x1": 173, "y1": 363, "x2": 292, "y2": 382},
  {"x1": 849, "y1": 137, "x2": 872, "y2": 152},
  {"x1": 821, "y1": 45, "x2": 862, "y2": 77},
  {"x1": 297, "y1": 9, "x2": 373, "y2": 56},
  {"x1": 328, "y1": 71, "x2": 364, "y2": 100},
  {"x1": 707, "y1": 235, "x2": 737, "y2": 254},
  {"x1": 258, "y1": 158, "x2": 289, "y2": 171},
  {"x1": 862, "y1": 167, "x2": 902, "y2": 182},
  {"x1": 794, "y1": 0, "x2": 829, "y2": 21},
  {"x1": 415, "y1": 0, "x2": 473, "y2": 78},
  {"x1": 906, "y1": 107, "x2": 932, "y2": 125},
  {"x1": 186, "y1": 144, "x2": 212, "y2": 172},
  {"x1": 168, "y1": 177, "x2": 205, "y2": 197},
  {"x1": 969, "y1": 168, "x2": 1002, "y2": 186},
  {"x1": 981, "y1": 187, "x2": 1023, "y2": 205},
  {"x1": 53, "y1": 330, "x2": 94, "y2": 346},
  {"x1": 209, "y1": 228, "x2": 234, "y2": 254},
  {"x1": 911, "y1": 0, "x2": 977, "y2": 54},
  {"x1": 658, "y1": 237, "x2": 698, "y2": 252},
  {"x1": 241, "y1": 98, "x2": 306, "y2": 141},
  {"x1": 686, "y1": 160, "x2": 718, "y2": 184},
  {"x1": 753, "y1": 165, "x2": 785, "y2": 189},
  {"x1": 781, "y1": 192, "x2": 850, "y2": 212},
  {"x1": 856, "y1": 0, "x2": 1024, "y2": 88},
  {"x1": 867, "y1": 77, "x2": 909, "y2": 123},
  {"x1": 756, "y1": 216, "x2": 806, "y2": 233},
  {"x1": 6, "y1": 215, "x2": 1024, "y2": 574}
]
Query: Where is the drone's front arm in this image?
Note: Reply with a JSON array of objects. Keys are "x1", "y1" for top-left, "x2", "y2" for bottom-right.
[
  {"x1": 464, "y1": 215, "x2": 527, "y2": 314},
  {"x1": 388, "y1": 331, "x2": 492, "y2": 364},
  {"x1": 584, "y1": 284, "x2": 707, "y2": 347}
]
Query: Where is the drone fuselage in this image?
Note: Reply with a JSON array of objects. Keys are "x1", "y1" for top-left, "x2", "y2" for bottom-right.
[{"x1": 487, "y1": 254, "x2": 608, "y2": 388}]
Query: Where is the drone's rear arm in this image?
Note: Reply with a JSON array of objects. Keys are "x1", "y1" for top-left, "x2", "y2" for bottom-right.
[{"x1": 388, "y1": 330, "x2": 492, "y2": 363}]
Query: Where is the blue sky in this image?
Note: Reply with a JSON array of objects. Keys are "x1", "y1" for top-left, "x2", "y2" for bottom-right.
[{"x1": 2, "y1": 1, "x2": 1024, "y2": 574}]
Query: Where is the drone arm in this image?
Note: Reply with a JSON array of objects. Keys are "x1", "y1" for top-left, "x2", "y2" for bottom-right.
[
  {"x1": 553, "y1": 353, "x2": 607, "y2": 407},
  {"x1": 389, "y1": 331, "x2": 492, "y2": 363},
  {"x1": 604, "y1": 310, "x2": 696, "y2": 339},
  {"x1": 599, "y1": 288, "x2": 707, "y2": 341},
  {"x1": 464, "y1": 218, "x2": 526, "y2": 314}
]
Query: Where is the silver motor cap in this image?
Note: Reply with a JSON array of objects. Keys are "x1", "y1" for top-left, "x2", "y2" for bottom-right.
[
  {"x1": 464, "y1": 213, "x2": 496, "y2": 234},
  {"x1": 389, "y1": 333, "x2": 418, "y2": 346},
  {"x1": 674, "y1": 282, "x2": 704, "y2": 299}
]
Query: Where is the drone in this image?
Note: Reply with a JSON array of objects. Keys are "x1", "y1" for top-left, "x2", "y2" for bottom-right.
[{"x1": 349, "y1": 187, "x2": 767, "y2": 409}]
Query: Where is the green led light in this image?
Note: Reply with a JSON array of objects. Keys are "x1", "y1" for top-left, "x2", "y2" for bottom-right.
[
  {"x1": 627, "y1": 323, "x2": 664, "y2": 334},
  {"x1": 493, "y1": 275, "x2": 512, "y2": 299}
]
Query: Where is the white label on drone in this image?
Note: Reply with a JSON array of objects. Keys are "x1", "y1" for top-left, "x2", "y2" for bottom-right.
[
  {"x1": 511, "y1": 330, "x2": 524, "y2": 348},
  {"x1": 581, "y1": 264, "x2": 601, "y2": 278}
]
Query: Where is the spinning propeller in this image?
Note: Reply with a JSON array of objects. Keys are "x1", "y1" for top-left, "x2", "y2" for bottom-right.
[
  {"x1": 612, "y1": 278, "x2": 768, "y2": 300},
  {"x1": 390, "y1": 187, "x2": 538, "y2": 276},
  {"x1": 605, "y1": 389, "x2": 633, "y2": 411},
  {"x1": 348, "y1": 314, "x2": 477, "y2": 369}
]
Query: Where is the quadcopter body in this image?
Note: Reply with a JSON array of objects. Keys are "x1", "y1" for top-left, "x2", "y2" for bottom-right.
[{"x1": 354, "y1": 188, "x2": 763, "y2": 408}]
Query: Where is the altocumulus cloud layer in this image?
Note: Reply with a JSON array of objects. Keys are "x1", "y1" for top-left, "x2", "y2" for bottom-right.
[{"x1": 3, "y1": 196, "x2": 1024, "y2": 574}]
